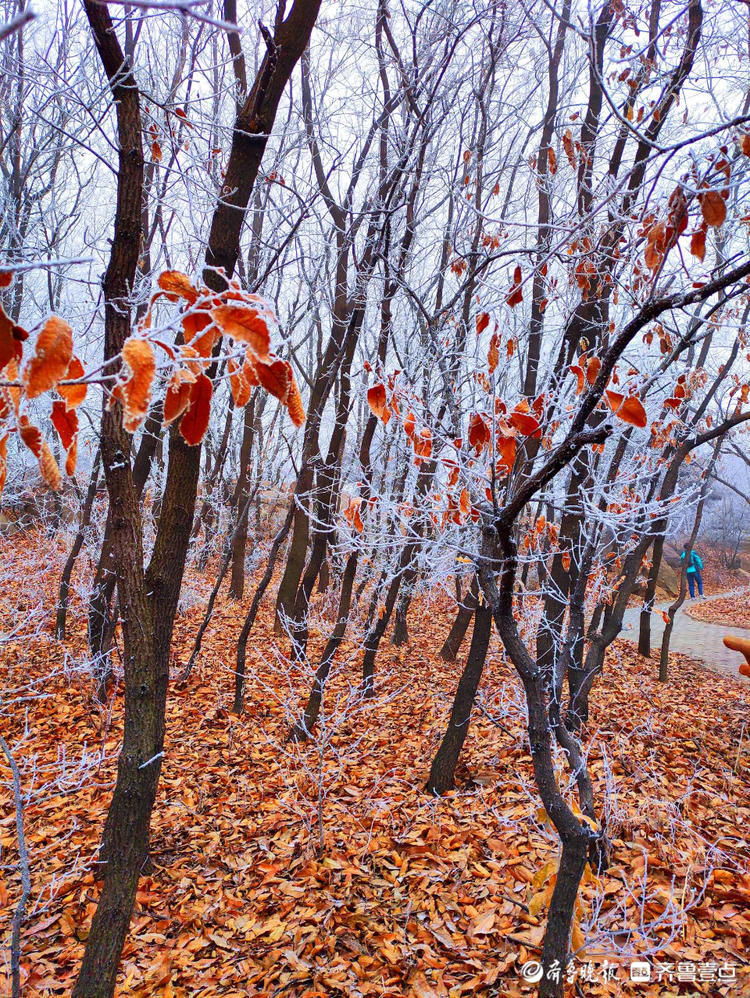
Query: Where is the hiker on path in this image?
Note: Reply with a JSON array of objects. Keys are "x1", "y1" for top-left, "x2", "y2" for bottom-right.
[{"x1": 681, "y1": 545, "x2": 704, "y2": 598}]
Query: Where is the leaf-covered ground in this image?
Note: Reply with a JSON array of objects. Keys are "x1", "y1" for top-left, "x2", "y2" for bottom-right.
[
  {"x1": 2, "y1": 531, "x2": 750, "y2": 997},
  {"x1": 685, "y1": 589, "x2": 750, "y2": 631}
]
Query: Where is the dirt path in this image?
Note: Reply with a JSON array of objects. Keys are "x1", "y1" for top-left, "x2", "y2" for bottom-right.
[{"x1": 622, "y1": 588, "x2": 750, "y2": 683}]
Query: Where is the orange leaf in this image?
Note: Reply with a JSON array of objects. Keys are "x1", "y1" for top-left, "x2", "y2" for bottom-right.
[
  {"x1": 0, "y1": 305, "x2": 23, "y2": 372},
  {"x1": 690, "y1": 227, "x2": 706, "y2": 262},
  {"x1": 459, "y1": 488, "x2": 471, "y2": 515},
  {"x1": 487, "y1": 332, "x2": 500, "y2": 374},
  {"x1": 367, "y1": 384, "x2": 390, "y2": 424},
  {"x1": 497, "y1": 435, "x2": 516, "y2": 474},
  {"x1": 157, "y1": 270, "x2": 198, "y2": 304},
  {"x1": 23, "y1": 316, "x2": 73, "y2": 398},
  {"x1": 344, "y1": 499, "x2": 364, "y2": 532},
  {"x1": 414, "y1": 427, "x2": 432, "y2": 459},
  {"x1": 742, "y1": 133, "x2": 750, "y2": 157},
  {"x1": 51, "y1": 400, "x2": 78, "y2": 452},
  {"x1": 604, "y1": 389, "x2": 624, "y2": 412},
  {"x1": 506, "y1": 265, "x2": 523, "y2": 307},
  {"x1": 255, "y1": 356, "x2": 291, "y2": 403},
  {"x1": 2, "y1": 358, "x2": 20, "y2": 417},
  {"x1": 228, "y1": 357, "x2": 252, "y2": 409},
  {"x1": 164, "y1": 368, "x2": 196, "y2": 424},
  {"x1": 606, "y1": 390, "x2": 647, "y2": 428},
  {"x1": 65, "y1": 436, "x2": 78, "y2": 477},
  {"x1": 509, "y1": 408, "x2": 540, "y2": 437},
  {"x1": 476, "y1": 312, "x2": 490, "y2": 334},
  {"x1": 468, "y1": 412, "x2": 490, "y2": 453},
  {"x1": 0, "y1": 271, "x2": 12, "y2": 288},
  {"x1": 152, "y1": 139, "x2": 162, "y2": 162},
  {"x1": 117, "y1": 338, "x2": 156, "y2": 433},
  {"x1": 700, "y1": 190, "x2": 726, "y2": 228},
  {"x1": 211, "y1": 304, "x2": 272, "y2": 361},
  {"x1": 586, "y1": 356, "x2": 601, "y2": 385},
  {"x1": 570, "y1": 364, "x2": 585, "y2": 395},
  {"x1": 39, "y1": 442, "x2": 61, "y2": 491},
  {"x1": 562, "y1": 551, "x2": 571, "y2": 571},
  {"x1": 404, "y1": 410, "x2": 416, "y2": 438},
  {"x1": 19, "y1": 416, "x2": 41, "y2": 457},
  {"x1": 58, "y1": 355, "x2": 87, "y2": 410},
  {"x1": 179, "y1": 373, "x2": 212, "y2": 445},
  {"x1": 286, "y1": 374, "x2": 305, "y2": 428},
  {"x1": 182, "y1": 310, "x2": 217, "y2": 359}
]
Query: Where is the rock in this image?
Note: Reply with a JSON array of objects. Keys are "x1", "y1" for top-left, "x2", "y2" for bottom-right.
[{"x1": 657, "y1": 559, "x2": 680, "y2": 596}]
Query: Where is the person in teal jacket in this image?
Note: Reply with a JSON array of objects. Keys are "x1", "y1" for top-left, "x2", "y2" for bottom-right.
[{"x1": 681, "y1": 545, "x2": 704, "y2": 598}]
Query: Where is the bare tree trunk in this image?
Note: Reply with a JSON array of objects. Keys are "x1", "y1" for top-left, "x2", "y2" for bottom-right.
[
  {"x1": 56, "y1": 449, "x2": 101, "y2": 640},
  {"x1": 74, "y1": 3, "x2": 321, "y2": 993},
  {"x1": 234, "y1": 503, "x2": 295, "y2": 714},
  {"x1": 426, "y1": 604, "x2": 492, "y2": 795},
  {"x1": 229, "y1": 397, "x2": 257, "y2": 599},
  {"x1": 440, "y1": 575, "x2": 478, "y2": 661},
  {"x1": 288, "y1": 549, "x2": 358, "y2": 740}
]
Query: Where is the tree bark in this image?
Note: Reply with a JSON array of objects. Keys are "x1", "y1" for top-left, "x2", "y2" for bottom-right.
[
  {"x1": 440, "y1": 575, "x2": 478, "y2": 661},
  {"x1": 75, "y1": 3, "x2": 321, "y2": 993},
  {"x1": 426, "y1": 604, "x2": 491, "y2": 795},
  {"x1": 56, "y1": 449, "x2": 101, "y2": 640}
]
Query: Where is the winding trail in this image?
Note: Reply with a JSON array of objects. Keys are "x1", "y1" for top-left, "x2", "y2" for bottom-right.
[{"x1": 621, "y1": 588, "x2": 750, "y2": 683}]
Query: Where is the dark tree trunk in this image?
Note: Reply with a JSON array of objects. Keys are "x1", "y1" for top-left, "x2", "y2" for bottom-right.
[
  {"x1": 229, "y1": 396, "x2": 257, "y2": 599},
  {"x1": 234, "y1": 504, "x2": 295, "y2": 714},
  {"x1": 538, "y1": 835, "x2": 589, "y2": 998},
  {"x1": 391, "y1": 590, "x2": 411, "y2": 646},
  {"x1": 75, "y1": 2, "x2": 321, "y2": 994},
  {"x1": 274, "y1": 463, "x2": 314, "y2": 632},
  {"x1": 426, "y1": 604, "x2": 491, "y2": 795},
  {"x1": 88, "y1": 400, "x2": 163, "y2": 668},
  {"x1": 638, "y1": 535, "x2": 663, "y2": 657},
  {"x1": 288, "y1": 549, "x2": 358, "y2": 741},
  {"x1": 56, "y1": 450, "x2": 101, "y2": 640},
  {"x1": 440, "y1": 575, "x2": 478, "y2": 661}
]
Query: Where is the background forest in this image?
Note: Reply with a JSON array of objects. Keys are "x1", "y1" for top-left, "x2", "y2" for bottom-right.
[{"x1": 2, "y1": 0, "x2": 750, "y2": 996}]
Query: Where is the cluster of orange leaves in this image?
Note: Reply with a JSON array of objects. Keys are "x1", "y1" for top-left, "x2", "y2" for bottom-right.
[
  {"x1": 114, "y1": 271, "x2": 304, "y2": 445},
  {"x1": 0, "y1": 268, "x2": 304, "y2": 499},
  {"x1": 0, "y1": 271, "x2": 87, "y2": 495}
]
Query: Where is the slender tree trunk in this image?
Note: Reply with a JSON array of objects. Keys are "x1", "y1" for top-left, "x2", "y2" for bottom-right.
[
  {"x1": 229, "y1": 398, "x2": 257, "y2": 599},
  {"x1": 426, "y1": 604, "x2": 491, "y2": 795},
  {"x1": 288, "y1": 549, "x2": 358, "y2": 740},
  {"x1": 234, "y1": 503, "x2": 295, "y2": 713},
  {"x1": 274, "y1": 463, "x2": 314, "y2": 632},
  {"x1": 440, "y1": 575, "x2": 478, "y2": 661},
  {"x1": 56, "y1": 449, "x2": 101, "y2": 640}
]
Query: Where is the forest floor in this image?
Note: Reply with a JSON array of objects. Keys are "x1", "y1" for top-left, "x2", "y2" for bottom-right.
[
  {"x1": 685, "y1": 589, "x2": 750, "y2": 631},
  {"x1": 2, "y1": 531, "x2": 750, "y2": 997}
]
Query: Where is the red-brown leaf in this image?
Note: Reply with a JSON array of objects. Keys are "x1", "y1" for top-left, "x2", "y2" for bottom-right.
[{"x1": 179, "y1": 373, "x2": 212, "y2": 445}]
